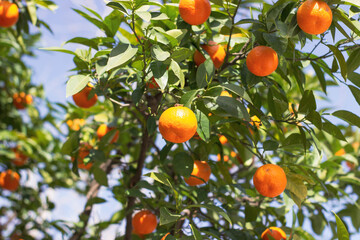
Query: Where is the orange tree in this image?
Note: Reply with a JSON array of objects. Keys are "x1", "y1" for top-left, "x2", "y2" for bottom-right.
[{"x1": 2, "y1": 0, "x2": 360, "y2": 239}]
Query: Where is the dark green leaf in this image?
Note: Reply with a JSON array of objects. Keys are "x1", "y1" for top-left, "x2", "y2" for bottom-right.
[
  {"x1": 332, "y1": 211, "x2": 350, "y2": 240},
  {"x1": 348, "y1": 85, "x2": 360, "y2": 106},
  {"x1": 196, "y1": 58, "x2": 214, "y2": 88},
  {"x1": 195, "y1": 110, "x2": 210, "y2": 141},
  {"x1": 332, "y1": 110, "x2": 360, "y2": 128},
  {"x1": 180, "y1": 90, "x2": 199, "y2": 108},
  {"x1": 327, "y1": 44, "x2": 347, "y2": 80},
  {"x1": 299, "y1": 90, "x2": 316, "y2": 114},
  {"x1": 173, "y1": 152, "x2": 193, "y2": 177},
  {"x1": 322, "y1": 119, "x2": 346, "y2": 141},
  {"x1": 160, "y1": 207, "x2": 181, "y2": 226},
  {"x1": 93, "y1": 167, "x2": 109, "y2": 186}
]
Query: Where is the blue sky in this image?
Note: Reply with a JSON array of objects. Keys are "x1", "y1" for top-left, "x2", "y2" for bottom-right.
[{"x1": 22, "y1": 0, "x2": 360, "y2": 239}]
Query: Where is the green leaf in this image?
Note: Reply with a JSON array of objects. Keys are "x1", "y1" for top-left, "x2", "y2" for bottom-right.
[
  {"x1": 286, "y1": 172, "x2": 308, "y2": 207},
  {"x1": 147, "y1": 116, "x2": 157, "y2": 135},
  {"x1": 333, "y1": 8, "x2": 360, "y2": 37},
  {"x1": 66, "y1": 37, "x2": 99, "y2": 50},
  {"x1": 332, "y1": 211, "x2": 350, "y2": 240},
  {"x1": 306, "y1": 110, "x2": 322, "y2": 130},
  {"x1": 61, "y1": 132, "x2": 80, "y2": 155},
  {"x1": 263, "y1": 140, "x2": 279, "y2": 151},
  {"x1": 172, "y1": 48, "x2": 193, "y2": 62},
  {"x1": 27, "y1": 0, "x2": 38, "y2": 25},
  {"x1": 131, "y1": 86, "x2": 144, "y2": 104},
  {"x1": 40, "y1": 47, "x2": 78, "y2": 56},
  {"x1": 146, "y1": 172, "x2": 173, "y2": 188},
  {"x1": 195, "y1": 110, "x2": 210, "y2": 141},
  {"x1": 180, "y1": 90, "x2": 199, "y2": 108},
  {"x1": 173, "y1": 152, "x2": 193, "y2": 177},
  {"x1": 190, "y1": 224, "x2": 203, "y2": 240},
  {"x1": 216, "y1": 96, "x2": 250, "y2": 120},
  {"x1": 196, "y1": 58, "x2": 214, "y2": 88},
  {"x1": 327, "y1": 44, "x2": 347, "y2": 79},
  {"x1": 104, "y1": 10, "x2": 122, "y2": 38},
  {"x1": 245, "y1": 204, "x2": 260, "y2": 222},
  {"x1": 66, "y1": 74, "x2": 91, "y2": 98},
  {"x1": 106, "y1": 2, "x2": 127, "y2": 14},
  {"x1": 93, "y1": 167, "x2": 109, "y2": 186},
  {"x1": 187, "y1": 204, "x2": 232, "y2": 225},
  {"x1": 160, "y1": 207, "x2": 181, "y2": 226},
  {"x1": 170, "y1": 60, "x2": 185, "y2": 88},
  {"x1": 160, "y1": 143, "x2": 174, "y2": 162},
  {"x1": 105, "y1": 44, "x2": 138, "y2": 71},
  {"x1": 311, "y1": 62, "x2": 326, "y2": 93},
  {"x1": 332, "y1": 110, "x2": 360, "y2": 128},
  {"x1": 322, "y1": 120, "x2": 346, "y2": 141},
  {"x1": 150, "y1": 61, "x2": 168, "y2": 90},
  {"x1": 221, "y1": 84, "x2": 245, "y2": 97},
  {"x1": 299, "y1": 90, "x2": 316, "y2": 114},
  {"x1": 263, "y1": 32, "x2": 288, "y2": 54},
  {"x1": 347, "y1": 48, "x2": 360, "y2": 73},
  {"x1": 348, "y1": 85, "x2": 360, "y2": 106},
  {"x1": 86, "y1": 197, "x2": 107, "y2": 206},
  {"x1": 151, "y1": 45, "x2": 170, "y2": 61}
]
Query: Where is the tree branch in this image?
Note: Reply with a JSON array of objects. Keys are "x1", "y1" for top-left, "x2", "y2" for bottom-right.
[{"x1": 69, "y1": 158, "x2": 115, "y2": 240}]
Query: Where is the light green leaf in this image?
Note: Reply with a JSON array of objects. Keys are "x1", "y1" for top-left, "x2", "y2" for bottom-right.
[
  {"x1": 170, "y1": 60, "x2": 185, "y2": 88},
  {"x1": 27, "y1": 0, "x2": 38, "y2": 25},
  {"x1": 146, "y1": 172, "x2": 173, "y2": 188},
  {"x1": 286, "y1": 172, "x2": 307, "y2": 207},
  {"x1": 195, "y1": 110, "x2": 210, "y2": 141},
  {"x1": 151, "y1": 45, "x2": 170, "y2": 61},
  {"x1": 105, "y1": 44, "x2": 138, "y2": 71},
  {"x1": 160, "y1": 207, "x2": 181, "y2": 226},
  {"x1": 190, "y1": 224, "x2": 203, "y2": 240},
  {"x1": 180, "y1": 90, "x2": 199, "y2": 108},
  {"x1": 333, "y1": 110, "x2": 360, "y2": 128},
  {"x1": 66, "y1": 74, "x2": 91, "y2": 98},
  {"x1": 332, "y1": 211, "x2": 350, "y2": 240}
]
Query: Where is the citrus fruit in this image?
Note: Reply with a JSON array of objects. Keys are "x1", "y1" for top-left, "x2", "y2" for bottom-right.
[
  {"x1": 335, "y1": 148, "x2": 345, "y2": 156},
  {"x1": 0, "y1": 1, "x2": 19, "y2": 28},
  {"x1": 11, "y1": 148, "x2": 28, "y2": 166},
  {"x1": 161, "y1": 233, "x2": 170, "y2": 240},
  {"x1": 246, "y1": 46, "x2": 278, "y2": 77},
  {"x1": 194, "y1": 41, "x2": 226, "y2": 69},
  {"x1": 96, "y1": 124, "x2": 119, "y2": 143},
  {"x1": 219, "y1": 135, "x2": 228, "y2": 145},
  {"x1": 72, "y1": 143, "x2": 93, "y2": 170},
  {"x1": 253, "y1": 164, "x2": 287, "y2": 198},
  {"x1": 179, "y1": 0, "x2": 211, "y2": 25},
  {"x1": 66, "y1": 118, "x2": 86, "y2": 131},
  {"x1": 230, "y1": 151, "x2": 236, "y2": 158},
  {"x1": 12, "y1": 92, "x2": 33, "y2": 110},
  {"x1": 184, "y1": 160, "x2": 211, "y2": 186},
  {"x1": 250, "y1": 115, "x2": 261, "y2": 128},
  {"x1": 159, "y1": 105, "x2": 197, "y2": 143},
  {"x1": 217, "y1": 154, "x2": 229, "y2": 162},
  {"x1": 261, "y1": 227, "x2": 286, "y2": 240},
  {"x1": 132, "y1": 210, "x2": 157, "y2": 235},
  {"x1": 297, "y1": 0, "x2": 332, "y2": 35},
  {"x1": 0, "y1": 170, "x2": 20, "y2": 191},
  {"x1": 72, "y1": 85, "x2": 98, "y2": 108}
]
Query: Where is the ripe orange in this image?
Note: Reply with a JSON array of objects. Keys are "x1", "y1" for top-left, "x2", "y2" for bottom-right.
[
  {"x1": 297, "y1": 0, "x2": 332, "y2": 35},
  {"x1": 11, "y1": 148, "x2": 28, "y2": 166},
  {"x1": 159, "y1": 105, "x2": 197, "y2": 143},
  {"x1": 147, "y1": 77, "x2": 160, "y2": 89},
  {"x1": 96, "y1": 124, "x2": 119, "y2": 143},
  {"x1": 261, "y1": 227, "x2": 286, "y2": 240},
  {"x1": 12, "y1": 92, "x2": 33, "y2": 110},
  {"x1": 220, "y1": 90, "x2": 232, "y2": 97},
  {"x1": 246, "y1": 46, "x2": 278, "y2": 77},
  {"x1": 253, "y1": 164, "x2": 287, "y2": 198},
  {"x1": 217, "y1": 154, "x2": 229, "y2": 162},
  {"x1": 161, "y1": 233, "x2": 170, "y2": 240},
  {"x1": 72, "y1": 85, "x2": 98, "y2": 108},
  {"x1": 0, "y1": 170, "x2": 20, "y2": 191},
  {"x1": 335, "y1": 148, "x2": 345, "y2": 156},
  {"x1": 0, "y1": 1, "x2": 19, "y2": 28},
  {"x1": 194, "y1": 41, "x2": 226, "y2": 69},
  {"x1": 230, "y1": 151, "x2": 236, "y2": 158},
  {"x1": 184, "y1": 160, "x2": 211, "y2": 186},
  {"x1": 66, "y1": 118, "x2": 86, "y2": 131},
  {"x1": 132, "y1": 210, "x2": 157, "y2": 235},
  {"x1": 250, "y1": 115, "x2": 261, "y2": 128},
  {"x1": 179, "y1": 0, "x2": 211, "y2": 25},
  {"x1": 72, "y1": 143, "x2": 93, "y2": 170},
  {"x1": 219, "y1": 135, "x2": 228, "y2": 145}
]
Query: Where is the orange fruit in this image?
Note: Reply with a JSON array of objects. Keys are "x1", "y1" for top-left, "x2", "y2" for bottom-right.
[
  {"x1": 12, "y1": 92, "x2": 33, "y2": 110},
  {"x1": 132, "y1": 210, "x2": 157, "y2": 235},
  {"x1": 72, "y1": 143, "x2": 93, "y2": 170},
  {"x1": 0, "y1": 1, "x2": 19, "y2": 28},
  {"x1": 246, "y1": 46, "x2": 278, "y2": 77},
  {"x1": 66, "y1": 118, "x2": 86, "y2": 131},
  {"x1": 159, "y1": 105, "x2": 197, "y2": 143},
  {"x1": 179, "y1": 0, "x2": 211, "y2": 25},
  {"x1": 220, "y1": 90, "x2": 232, "y2": 97},
  {"x1": 297, "y1": 0, "x2": 332, "y2": 35},
  {"x1": 230, "y1": 151, "x2": 236, "y2": 158},
  {"x1": 253, "y1": 164, "x2": 287, "y2": 198},
  {"x1": 352, "y1": 142, "x2": 359, "y2": 152},
  {"x1": 335, "y1": 148, "x2": 345, "y2": 156},
  {"x1": 194, "y1": 41, "x2": 226, "y2": 69},
  {"x1": 11, "y1": 148, "x2": 28, "y2": 166},
  {"x1": 217, "y1": 154, "x2": 229, "y2": 162},
  {"x1": 184, "y1": 160, "x2": 211, "y2": 186},
  {"x1": 161, "y1": 233, "x2": 170, "y2": 240},
  {"x1": 96, "y1": 124, "x2": 119, "y2": 143},
  {"x1": 346, "y1": 161, "x2": 355, "y2": 170},
  {"x1": 147, "y1": 77, "x2": 160, "y2": 89},
  {"x1": 219, "y1": 135, "x2": 228, "y2": 145},
  {"x1": 0, "y1": 170, "x2": 20, "y2": 191},
  {"x1": 261, "y1": 227, "x2": 286, "y2": 240},
  {"x1": 72, "y1": 85, "x2": 98, "y2": 108}
]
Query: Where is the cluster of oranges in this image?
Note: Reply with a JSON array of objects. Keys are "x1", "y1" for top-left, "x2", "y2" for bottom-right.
[{"x1": 12, "y1": 92, "x2": 33, "y2": 110}]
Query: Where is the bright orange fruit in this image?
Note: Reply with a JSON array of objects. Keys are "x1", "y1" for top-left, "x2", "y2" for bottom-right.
[
  {"x1": 12, "y1": 92, "x2": 33, "y2": 110},
  {"x1": 72, "y1": 143, "x2": 93, "y2": 170},
  {"x1": 219, "y1": 135, "x2": 228, "y2": 145},
  {"x1": 261, "y1": 227, "x2": 286, "y2": 240},
  {"x1": 0, "y1": 1, "x2": 19, "y2": 28},
  {"x1": 132, "y1": 210, "x2": 157, "y2": 235},
  {"x1": 217, "y1": 154, "x2": 229, "y2": 162},
  {"x1": 159, "y1": 105, "x2": 197, "y2": 143},
  {"x1": 246, "y1": 46, "x2": 278, "y2": 77},
  {"x1": 253, "y1": 164, "x2": 287, "y2": 198},
  {"x1": 194, "y1": 41, "x2": 226, "y2": 69},
  {"x1": 184, "y1": 160, "x2": 211, "y2": 186},
  {"x1": 96, "y1": 124, "x2": 119, "y2": 143},
  {"x1": 72, "y1": 85, "x2": 98, "y2": 108},
  {"x1": 220, "y1": 90, "x2": 232, "y2": 97},
  {"x1": 0, "y1": 170, "x2": 20, "y2": 191},
  {"x1": 297, "y1": 0, "x2": 332, "y2": 35},
  {"x1": 11, "y1": 148, "x2": 28, "y2": 166},
  {"x1": 179, "y1": 0, "x2": 211, "y2": 25},
  {"x1": 66, "y1": 118, "x2": 86, "y2": 131}
]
